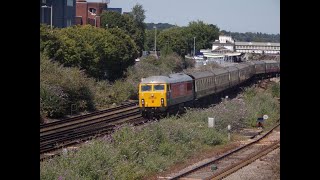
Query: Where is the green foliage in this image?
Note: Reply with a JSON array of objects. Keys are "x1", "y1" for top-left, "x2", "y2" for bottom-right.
[
  {"x1": 92, "y1": 81, "x2": 113, "y2": 109},
  {"x1": 100, "y1": 11, "x2": 130, "y2": 31},
  {"x1": 131, "y1": 3, "x2": 146, "y2": 26},
  {"x1": 243, "y1": 85, "x2": 280, "y2": 127},
  {"x1": 40, "y1": 83, "x2": 68, "y2": 118},
  {"x1": 40, "y1": 25, "x2": 139, "y2": 81},
  {"x1": 160, "y1": 42, "x2": 174, "y2": 57},
  {"x1": 145, "y1": 23, "x2": 176, "y2": 30},
  {"x1": 131, "y1": 3, "x2": 146, "y2": 55},
  {"x1": 100, "y1": 6, "x2": 146, "y2": 56},
  {"x1": 105, "y1": 28, "x2": 139, "y2": 80},
  {"x1": 158, "y1": 53, "x2": 185, "y2": 72},
  {"x1": 40, "y1": 24, "x2": 61, "y2": 58},
  {"x1": 184, "y1": 21, "x2": 220, "y2": 54},
  {"x1": 109, "y1": 79, "x2": 136, "y2": 103},
  {"x1": 243, "y1": 86, "x2": 257, "y2": 101},
  {"x1": 157, "y1": 27, "x2": 188, "y2": 56},
  {"x1": 269, "y1": 82, "x2": 280, "y2": 98},
  {"x1": 148, "y1": 21, "x2": 219, "y2": 56},
  {"x1": 41, "y1": 113, "x2": 227, "y2": 179},
  {"x1": 144, "y1": 29, "x2": 154, "y2": 51},
  {"x1": 40, "y1": 53, "x2": 111, "y2": 118}
]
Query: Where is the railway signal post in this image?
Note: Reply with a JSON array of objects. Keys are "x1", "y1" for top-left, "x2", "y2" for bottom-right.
[{"x1": 227, "y1": 125, "x2": 231, "y2": 140}]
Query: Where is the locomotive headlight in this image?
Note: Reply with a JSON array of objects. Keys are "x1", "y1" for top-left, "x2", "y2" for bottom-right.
[
  {"x1": 161, "y1": 98, "x2": 164, "y2": 106},
  {"x1": 141, "y1": 99, "x2": 145, "y2": 105}
]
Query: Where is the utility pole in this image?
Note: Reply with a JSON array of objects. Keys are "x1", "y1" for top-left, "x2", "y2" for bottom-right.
[
  {"x1": 41, "y1": 5, "x2": 53, "y2": 30},
  {"x1": 193, "y1": 37, "x2": 196, "y2": 56},
  {"x1": 154, "y1": 26, "x2": 157, "y2": 56},
  {"x1": 50, "y1": 5, "x2": 52, "y2": 30}
]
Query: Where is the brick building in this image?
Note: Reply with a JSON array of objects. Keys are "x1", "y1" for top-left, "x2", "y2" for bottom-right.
[{"x1": 75, "y1": 0, "x2": 110, "y2": 27}]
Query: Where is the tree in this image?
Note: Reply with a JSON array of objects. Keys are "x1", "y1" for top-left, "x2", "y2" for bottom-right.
[
  {"x1": 157, "y1": 27, "x2": 188, "y2": 57},
  {"x1": 144, "y1": 29, "x2": 162, "y2": 51},
  {"x1": 40, "y1": 25, "x2": 139, "y2": 81},
  {"x1": 100, "y1": 11, "x2": 131, "y2": 31},
  {"x1": 40, "y1": 24, "x2": 62, "y2": 58},
  {"x1": 184, "y1": 21, "x2": 220, "y2": 54},
  {"x1": 100, "y1": 9, "x2": 145, "y2": 56},
  {"x1": 131, "y1": 3, "x2": 146, "y2": 26},
  {"x1": 130, "y1": 3, "x2": 146, "y2": 55}
]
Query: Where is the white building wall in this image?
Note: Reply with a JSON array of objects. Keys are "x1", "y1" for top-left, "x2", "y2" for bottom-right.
[
  {"x1": 212, "y1": 45, "x2": 219, "y2": 51},
  {"x1": 224, "y1": 45, "x2": 234, "y2": 51},
  {"x1": 219, "y1": 35, "x2": 234, "y2": 43},
  {"x1": 235, "y1": 45, "x2": 280, "y2": 54}
]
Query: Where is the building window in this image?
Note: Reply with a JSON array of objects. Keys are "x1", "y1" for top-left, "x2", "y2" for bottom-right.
[
  {"x1": 67, "y1": 0, "x2": 73, "y2": 7},
  {"x1": 89, "y1": 8, "x2": 97, "y2": 14},
  {"x1": 67, "y1": 19, "x2": 72, "y2": 27}
]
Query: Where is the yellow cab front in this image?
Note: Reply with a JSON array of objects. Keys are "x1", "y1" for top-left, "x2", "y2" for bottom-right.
[{"x1": 139, "y1": 83, "x2": 167, "y2": 111}]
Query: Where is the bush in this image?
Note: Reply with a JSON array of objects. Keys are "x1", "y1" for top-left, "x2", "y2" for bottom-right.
[
  {"x1": 40, "y1": 53, "x2": 111, "y2": 118},
  {"x1": 159, "y1": 53, "x2": 185, "y2": 72},
  {"x1": 110, "y1": 79, "x2": 137, "y2": 103},
  {"x1": 40, "y1": 83, "x2": 68, "y2": 118},
  {"x1": 269, "y1": 82, "x2": 280, "y2": 98},
  {"x1": 244, "y1": 84, "x2": 280, "y2": 127}
]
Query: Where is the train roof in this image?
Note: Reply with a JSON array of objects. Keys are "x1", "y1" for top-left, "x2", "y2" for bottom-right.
[
  {"x1": 140, "y1": 73, "x2": 192, "y2": 84},
  {"x1": 262, "y1": 60, "x2": 279, "y2": 64},
  {"x1": 224, "y1": 66, "x2": 238, "y2": 72},
  {"x1": 211, "y1": 68, "x2": 229, "y2": 76},
  {"x1": 187, "y1": 71, "x2": 214, "y2": 79},
  {"x1": 234, "y1": 63, "x2": 250, "y2": 69},
  {"x1": 243, "y1": 61, "x2": 255, "y2": 65},
  {"x1": 251, "y1": 61, "x2": 266, "y2": 65}
]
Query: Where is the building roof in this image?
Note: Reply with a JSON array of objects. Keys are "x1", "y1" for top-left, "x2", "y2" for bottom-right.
[
  {"x1": 235, "y1": 42, "x2": 280, "y2": 46},
  {"x1": 212, "y1": 41, "x2": 234, "y2": 45},
  {"x1": 213, "y1": 46, "x2": 230, "y2": 51}
]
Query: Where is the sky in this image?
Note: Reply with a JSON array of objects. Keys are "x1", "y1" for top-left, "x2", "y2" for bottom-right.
[{"x1": 87, "y1": 0, "x2": 280, "y2": 34}]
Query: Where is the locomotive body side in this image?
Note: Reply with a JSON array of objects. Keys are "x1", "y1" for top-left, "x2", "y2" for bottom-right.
[{"x1": 168, "y1": 79, "x2": 194, "y2": 106}]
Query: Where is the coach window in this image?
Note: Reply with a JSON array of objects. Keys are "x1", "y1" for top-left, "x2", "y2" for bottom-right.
[
  {"x1": 154, "y1": 84, "x2": 165, "y2": 91},
  {"x1": 141, "y1": 85, "x2": 152, "y2": 92}
]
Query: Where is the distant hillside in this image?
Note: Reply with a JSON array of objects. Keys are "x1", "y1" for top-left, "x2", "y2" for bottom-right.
[
  {"x1": 220, "y1": 30, "x2": 280, "y2": 43},
  {"x1": 146, "y1": 23, "x2": 176, "y2": 30}
]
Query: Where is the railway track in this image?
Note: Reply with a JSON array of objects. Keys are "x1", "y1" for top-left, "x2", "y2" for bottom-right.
[
  {"x1": 40, "y1": 101, "x2": 137, "y2": 130},
  {"x1": 40, "y1": 102, "x2": 146, "y2": 161},
  {"x1": 165, "y1": 123, "x2": 280, "y2": 180}
]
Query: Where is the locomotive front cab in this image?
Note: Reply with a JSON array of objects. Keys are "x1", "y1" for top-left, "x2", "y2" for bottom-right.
[{"x1": 139, "y1": 83, "x2": 168, "y2": 112}]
